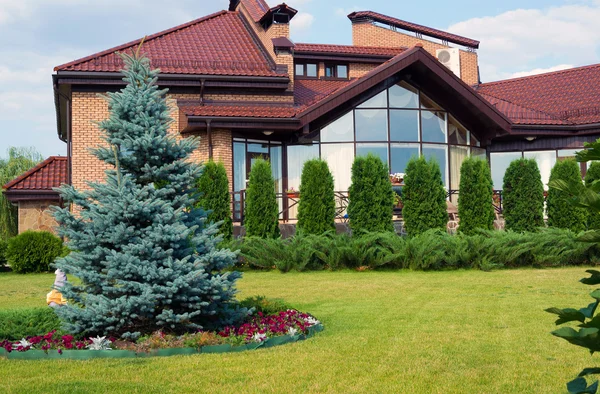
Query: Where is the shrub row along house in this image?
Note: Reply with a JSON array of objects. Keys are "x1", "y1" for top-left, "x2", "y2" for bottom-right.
[{"x1": 3, "y1": 0, "x2": 600, "y2": 233}]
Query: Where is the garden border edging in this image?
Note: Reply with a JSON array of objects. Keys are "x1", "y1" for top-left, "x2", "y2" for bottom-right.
[{"x1": 0, "y1": 324, "x2": 324, "y2": 360}]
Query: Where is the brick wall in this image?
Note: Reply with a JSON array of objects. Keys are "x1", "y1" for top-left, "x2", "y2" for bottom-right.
[
  {"x1": 18, "y1": 201, "x2": 59, "y2": 234},
  {"x1": 352, "y1": 22, "x2": 479, "y2": 86},
  {"x1": 349, "y1": 63, "x2": 379, "y2": 78},
  {"x1": 238, "y1": 3, "x2": 294, "y2": 90},
  {"x1": 70, "y1": 92, "x2": 235, "y2": 195}
]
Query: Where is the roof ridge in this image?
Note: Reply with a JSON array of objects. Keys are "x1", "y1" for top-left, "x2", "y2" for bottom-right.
[
  {"x1": 54, "y1": 10, "x2": 231, "y2": 71},
  {"x1": 478, "y1": 90, "x2": 568, "y2": 123},
  {"x1": 479, "y1": 63, "x2": 600, "y2": 87},
  {"x1": 3, "y1": 156, "x2": 66, "y2": 190}
]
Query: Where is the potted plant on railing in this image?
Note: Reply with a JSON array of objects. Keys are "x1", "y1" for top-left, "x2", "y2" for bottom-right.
[
  {"x1": 286, "y1": 188, "x2": 300, "y2": 199},
  {"x1": 389, "y1": 173, "x2": 405, "y2": 186}
]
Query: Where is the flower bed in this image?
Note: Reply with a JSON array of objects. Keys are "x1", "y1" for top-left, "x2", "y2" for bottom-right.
[{"x1": 0, "y1": 310, "x2": 323, "y2": 360}]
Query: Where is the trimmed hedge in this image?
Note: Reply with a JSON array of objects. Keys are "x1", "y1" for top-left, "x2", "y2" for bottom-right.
[
  {"x1": 458, "y1": 157, "x2": 495, "y2": 235},
  {"x1": 585, "y1": 162, "x2": 600, "y2": 229},
  {"x1": 297, "y1": 159, "x2": 336, "y2": 235},
  {"x1": 547, "y1": 159, "x2": 586, "y2": 232},
  {"x1": 6, "y1": 231, "x2": 64, "y2": 274},
  {"x1": 402, "y1": 156, "x2": 447, "y2": 237},
  {"x1": 234, "y1": 228, "x2": 600, "y2": 272},
  {"x1": 245, "y1": 159, "x2": 280, "y2": 239},
  {"x1": 196, "y1": 160, "x2": 233, "y2": 240},
  {"x1": 347, "y1": 154, "x2": 394, "y2": 233},
  {"x1": 502, "y1": 158, "x2": 545, "y2": 232},
  {"x1": 0, "y1": 308, "x2": 62, "y2": 340}
]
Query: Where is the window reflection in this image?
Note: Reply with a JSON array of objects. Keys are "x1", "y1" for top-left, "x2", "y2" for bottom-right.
[
  {"x1": 321, "y1": 112, "x2": 354, "y2": 142},
  {"x1": 357, "y1": 90, "x2": 387, "y2": 108},
  {"x1": 355, "y1": 109, "x2": 388, "y2": 141},
  {"x1": 423, "y1": 144, "x2": 448, "y2": 187},
  {"x1": 421, "y1": 110, "x2": 446, "y2": 143},
  {"x1": 524, "y1": 151, "x2": 556, "y2": 190},
  {"x1": 389, "y1": 82, "x2": 419, "y2": 109},
  {"x1": 490, "y1": 152, "x2": 522, "y2": 190},
  {"x1": 357, "y1": 143, "x2": 389, "y2": 164},
  {"x1": 390, "y1": 110, "x2": 419, "y2": 142},
  {"x1": 390, "y1": 143, "x2": 419, "y2": 175},
  {"x1": 321, "y1": 144, "x2": 354, "y2": 191}
]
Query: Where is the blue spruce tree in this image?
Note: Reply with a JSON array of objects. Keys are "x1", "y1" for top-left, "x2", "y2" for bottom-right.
[{"x1": 52, "y1": 49, "x2": 244, "y2": 339}]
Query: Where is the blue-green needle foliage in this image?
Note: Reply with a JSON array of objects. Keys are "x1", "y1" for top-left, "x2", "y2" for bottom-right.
[{"x1": 52, "y1": 51, "x2": 245, "y2": 339}]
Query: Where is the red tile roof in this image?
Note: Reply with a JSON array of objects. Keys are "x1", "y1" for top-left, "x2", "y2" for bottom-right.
[
  {"x1": 181, "y1": 103, "x2": 297, "y2": 118},
  {"x1": 348, "y1": 11, "x2": 480, "y2": 49},
  {"x1": 55, "y1": 11, "x2": 282, "y2": 78},
  {"x1": 239, "y1": 0, "x2": 271, "y2": 23},
  {"x1": 294, "y1": 79, "x2": 353, "y2": 107},
  {"x1": 477, "y1": 64, "x2": 600, "y2": 125},
  {"x1": 3, "y1": 157, "x2": 68, "y2": 191},
  {"x1": 294, "y1": 43, "x2": 405, "y2": 57}
]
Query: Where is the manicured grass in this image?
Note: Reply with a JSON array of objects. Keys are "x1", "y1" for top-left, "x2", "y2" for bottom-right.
[{"x1": 0, "y1": 268, "x2": 595, "y2": 393}]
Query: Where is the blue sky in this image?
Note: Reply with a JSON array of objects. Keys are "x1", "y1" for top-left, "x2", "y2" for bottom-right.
[{"x1": 0, "y1": 0, "x2": 599, "y2": 160}]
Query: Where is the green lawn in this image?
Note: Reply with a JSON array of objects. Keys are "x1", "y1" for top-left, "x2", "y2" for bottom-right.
[{"x1": 0, "y1": 268, "x2": 595, "y2": 393}]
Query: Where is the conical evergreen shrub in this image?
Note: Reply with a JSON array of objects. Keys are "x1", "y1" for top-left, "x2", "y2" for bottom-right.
[
  {"x1": 458, "y1": 157, "x2": 495, "y2": 235},
  {"x1": 502, "y1": 158, "x2": 545, "y2": 232},
  {"x1": 547, "y1": 159, "x2": 586, "y2": 232},
  {"x1": 52, "y1": 51, "x2": 245, "y2": 339},
  {"x1": 297, "y1": 159, "x2": 336, "y2": 235},
  {"x1": 245, "y1": 159, "x2": 280, "y2": 238},
  {"x1": 402, "y1": 156, "x2": 448, "y2": 237},
  {"x1": 585, "y1": 162, "x2": 600, "y2": 229},
  {"x1": 196, "y1": 160, "x2": 232, "y2": 240},
  {"x1": 347, "y1": 154, "x2": 394, "y2": 233}
]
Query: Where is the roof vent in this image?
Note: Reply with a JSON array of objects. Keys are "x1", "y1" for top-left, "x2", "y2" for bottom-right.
[{"x1": 436, "y1": 48, "x2": 461, "y2": 78}]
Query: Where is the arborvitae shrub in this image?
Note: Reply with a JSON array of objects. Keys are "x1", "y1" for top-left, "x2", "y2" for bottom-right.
[
  {"x1": 585, "y1": 162, "x2": 600, "y2": 229},
  {"x1": 502, "y1": 158, "x2": 545, "y2": 232},
  {"x1": 245, "y1": 159, "x2": 280, "y2": 238},
  {"x1": 402, "y1": 156, "x2": 447, "y2": 237},
  {"x1": 547, "y1": 159, "x2": 586, "y2": 232},
  {"x1": 297, "y1": 159, "x2": 336, "y2": 235},
  {"x1": 6, "y1": 231, "x2": 64, "y2": 274},
  {"x1": 196, "y1": 160, "x2": 232, "y2": 240},
  {"x1": 347, "y1": 154, "x2": 394, "y2": 233},
  {"x1": 458, "y1": 157, "x2": 495, "y2": 235}
]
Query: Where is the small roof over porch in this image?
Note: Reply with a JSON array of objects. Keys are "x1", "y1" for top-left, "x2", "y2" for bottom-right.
[{"x1": 3, "y1": 156, "x2": 68, "y2": 202}]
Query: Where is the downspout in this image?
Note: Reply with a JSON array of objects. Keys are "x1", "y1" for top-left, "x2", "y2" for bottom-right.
[{"x1": 207, "y1": 119, "x2": 213, "y2": 160}]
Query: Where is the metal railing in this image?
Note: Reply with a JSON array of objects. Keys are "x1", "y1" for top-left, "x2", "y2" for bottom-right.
[{"x1": 232, "y1": 189, "x2": 507, "y2": 224}]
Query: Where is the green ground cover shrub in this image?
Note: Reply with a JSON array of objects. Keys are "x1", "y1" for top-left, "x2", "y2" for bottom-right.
[
  {"x1": 245, "y1": 158, "x2": 280, "y2": 239},
  {"x1": 458, "y1": 157, "x2": 495, "y2": 234},
  {"x1": 196, "y1": 160, "x2": 233, "y2": 240},
  {"x1": 347, "y1": 154, "x2": 394, "y2": 233},
  {"x1": 503, "y1": 158, "x2": 545, "y2": 232},
  {"x1": 297, "y1": 159, "x2": 336, "y2": 235},
  {"x1": 0, "y1": 308, "x2": 62, "y2": 340},
  {"x1": 235, "y1": 228, "x2": 600, "y2": 272},
  {"x1": 5, "y1": 231, "x2": 64, "y2": 274},
  {"x1": 546, "y1": 159, "x2": 586, "y2": 232},
  {"x1": 402, "y1": 156, "x2": 447, "y2": 236}
]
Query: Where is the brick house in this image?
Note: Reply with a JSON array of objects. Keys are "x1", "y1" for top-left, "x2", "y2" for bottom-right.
[{"x1": 4, "y1": 0, "x2": 600, "y2": 232}]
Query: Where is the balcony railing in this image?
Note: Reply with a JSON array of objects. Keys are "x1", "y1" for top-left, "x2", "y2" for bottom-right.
[{"x1": 231, "y1": 189, "x2": 506, "y2": 225}]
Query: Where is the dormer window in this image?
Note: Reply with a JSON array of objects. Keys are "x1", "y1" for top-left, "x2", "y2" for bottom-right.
[
  {"x1": 295, "y1": 63, "x2": 318, "y2": 78},
  {"x1": 325, "y1": 64, "x2": 349, "y2": 79}
]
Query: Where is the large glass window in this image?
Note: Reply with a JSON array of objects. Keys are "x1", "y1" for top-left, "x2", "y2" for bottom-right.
[
  {"x1": 490, "y1": 152, "x2": 523, "y2": 190},
  {"x1": 421, "y1": 110, "x2": 447, "y2": 143},
  {"x1": 321, "y1": 112, "x2": 354, "y2": 142},
  {"x1": 390, "y1": 143, "x2": 419, "y2": 174},
  {"x1": 287, "y1": 145, "x2": 320, "y2": 189},
  {"x1": 524, "y1": 150, "x2": 556, "y2": 190},
  {"x1": 321, "y1": 144, "x2": 354, "y2": 191},
  {"x1": 389, "y1": 82, "x2": 419, "y2": 109},
  {"x1": 390, "y1": 110, "x2": 419, "y2": 142},
  {"x1": 357, "y1": 143, "x2": 388, "y2": 164},
  {"x1": 313, "y1": 80, "x2": 484, "y2": 190},
  {"x1": 355, "y1": 109, "x2": 388, "y2": 141}
]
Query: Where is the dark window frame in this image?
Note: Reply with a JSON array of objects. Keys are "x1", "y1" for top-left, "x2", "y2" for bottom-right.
[
  {"x1": 294, "y1": 62, "x2": 319, "y2": 79},
  {"x1": 323, "y1": 63, "x2": 350, "y2": 80}
]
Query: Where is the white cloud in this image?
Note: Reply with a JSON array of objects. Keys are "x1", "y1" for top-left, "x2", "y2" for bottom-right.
[
  {"x1": 448, "y1": 3, "x2": 600, "y2": 82},
  {"x1": 509, "y1": 64, "x2": 575, "y2": 79},
  {"x1": 335, "y1": 6, "x2": 362, "y2": 18},
  {"x1": 290, "y1": 12, "x2": 314, "y2": 32}
]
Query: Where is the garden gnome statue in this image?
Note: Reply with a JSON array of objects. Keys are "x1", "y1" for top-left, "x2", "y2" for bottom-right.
[{"x1": 46, "y1": 269, "x2": 67, "y2": 308}]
